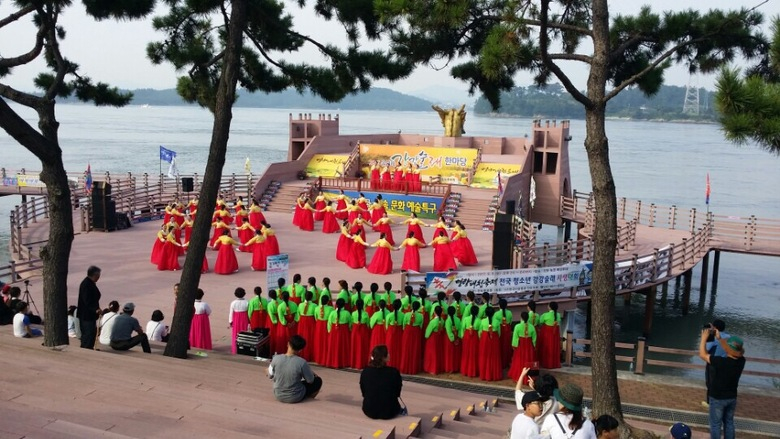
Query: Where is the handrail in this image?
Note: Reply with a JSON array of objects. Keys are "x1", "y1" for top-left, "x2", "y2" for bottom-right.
[{"x1": 318, "y1": 176, "x2": 451, "y2": 197}]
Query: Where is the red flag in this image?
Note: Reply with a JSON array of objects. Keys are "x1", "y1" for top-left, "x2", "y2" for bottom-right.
[{"x1": 705, "y1": 173, "x2": 710, "y2": 205}]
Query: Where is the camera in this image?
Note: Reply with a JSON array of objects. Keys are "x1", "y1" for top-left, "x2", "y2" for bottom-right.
[{"x1": 24, "y1": 279, "x2": 30, "y2": 286}]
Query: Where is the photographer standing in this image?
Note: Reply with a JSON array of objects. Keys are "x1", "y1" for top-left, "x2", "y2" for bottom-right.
[
  {"x1": 698, "y1": 327, "x2": 745, "y2": 439},
  {"x1": 77, "y1": 266, "x2": 102, "y2": 349}
]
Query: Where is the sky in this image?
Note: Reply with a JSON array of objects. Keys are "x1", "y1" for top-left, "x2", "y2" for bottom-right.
[{"x1": 1, "y1": 0, "x2": 778, "y2": 97}]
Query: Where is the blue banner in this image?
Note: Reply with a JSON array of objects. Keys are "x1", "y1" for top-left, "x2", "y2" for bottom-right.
[
  {"x1": 322, "y1": 190, "x2": 442, "y2": 219},
  {"x1": 159, "y1": 146, "x2": 177, "y2": 163}
]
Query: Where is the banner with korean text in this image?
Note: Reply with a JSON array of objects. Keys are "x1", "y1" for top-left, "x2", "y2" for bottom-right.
[
  {"x1": 305, "y1": 154, "x2": 349, "y2": 177},
  {"x1": 322, "y1": 189, "x2": 441, "y2": 219},
  {"x1": 425, "y1": 262, "x2": 593, "y2": 296},
  {"x1": 470, "y1": 163, "x2": 522, "y2": 189},
  {"x1": 266, "y1": 254, "x2": 289, "y2": 294},
  {"x1": 359, "y1": 144, "x2": 478, "y2": 185}
]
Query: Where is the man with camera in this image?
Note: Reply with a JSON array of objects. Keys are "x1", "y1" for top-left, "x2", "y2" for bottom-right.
[{"x1": 698, "y1": 325, "x2": 745, "y2": 439}]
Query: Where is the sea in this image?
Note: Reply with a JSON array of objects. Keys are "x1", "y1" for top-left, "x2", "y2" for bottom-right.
[{"x1": 1, "y1": 103, "x2": 779, "y2": 386}]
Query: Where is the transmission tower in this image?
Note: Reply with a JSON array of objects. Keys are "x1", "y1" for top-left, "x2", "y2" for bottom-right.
[{"x1": 683, "y1": 77, "x2": 700, "y2": 116}]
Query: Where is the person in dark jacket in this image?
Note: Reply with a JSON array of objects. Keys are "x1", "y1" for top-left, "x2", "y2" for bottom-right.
[
  {"x1": 77, "y1": 266, "x2": 102, "y2": 349},
  {"x1": 360, "y1": 344, "x2": 404, "y2": 419}
]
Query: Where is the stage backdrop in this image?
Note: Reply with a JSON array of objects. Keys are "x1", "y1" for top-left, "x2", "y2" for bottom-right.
[
  {"x1": 322, "y1": 189, "x2": 442, "y2": 219},
  {"x1": 359, "y1": 144, "x2": 477, "y2": 185},
  {"x1": 470, "y1": 163, "x2": 522, "y2": 189},
  {"x1": 304, "y1": 154, "x2": 349, "y2": 178}
]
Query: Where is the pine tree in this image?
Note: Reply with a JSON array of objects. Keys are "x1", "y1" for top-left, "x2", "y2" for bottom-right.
[{"x1": 377, "y1": 0, "x2": 766, "y2": 433}]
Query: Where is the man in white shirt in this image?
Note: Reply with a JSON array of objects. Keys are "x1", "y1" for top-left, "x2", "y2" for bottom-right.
[{"x1": 511, "y1": 391, "x2": 548, "y2": 439}]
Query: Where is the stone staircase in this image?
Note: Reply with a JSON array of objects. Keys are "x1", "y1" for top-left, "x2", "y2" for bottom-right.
[
  {"x1": 452, "y1": 196, "x2": 496, "y2": 231},
  {"x1": 256, "y1": 180, "x2": 281, "y2": 210},
  {"x1": 415, "y1": 398, "x2": 515, "y2": 438},
  {"x1": 262, "y1": 181, "x2": 313, "y2": 214}
]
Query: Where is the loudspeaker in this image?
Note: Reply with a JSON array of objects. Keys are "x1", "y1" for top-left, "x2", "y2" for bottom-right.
[
  {"x1": 181, "y1": 177, "x2": 194, "y2": 193},
  {"x1": 492, "y1": 213, "x2": 514, "y2": 270},
  {"x1": 92, "y1": 181, "x2": 111, "y2": 197},
  {"x1": 91, "y1": 185, "x2": 116, "y2": 231},
  {"x1": 505, "y1": 199, "x2": 516, "y2": 215}
]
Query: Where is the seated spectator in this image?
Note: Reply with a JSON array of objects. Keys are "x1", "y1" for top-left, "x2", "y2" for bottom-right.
[
  {"x1": 13, "y1": 302, "x2": 43, "y2": 338},
  {"x1": 98, "y1": 301, "x2": 120, "y2": 347},
  {"x1": 669, "y1": 422, "x2": 691, "y2": 439},
  {"x1": 110, "y1": 303, "x2": 151, "y2": 353},
  {"x1": 2, "y1": 284, "x2": 11, "y2": 304},
  {"x1": 268, "y1": 335, "x2": 322, "y2": 403},
  {"x1": 145, "y1": 309, "x2": 169, "y2": 342},
  {"x1": 0, "y1": 293, "x2": 12, "y2": 326},
  {"x1": 68, "y1": 306, "x2": 81, "y2": 339},
  {"x1": 360, "y1": 344, "x2": 404, "y2": 419},
  {"x1": 6, "y1": 286, "x2": 42, "y2": 325}
]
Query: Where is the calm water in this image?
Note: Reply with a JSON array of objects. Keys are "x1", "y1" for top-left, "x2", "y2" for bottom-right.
[{"x1": 1, "y1": 104, "x2": 779, "y2": 384}]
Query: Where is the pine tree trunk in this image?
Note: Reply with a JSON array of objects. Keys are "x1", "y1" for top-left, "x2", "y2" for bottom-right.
[{"x1": 165, "y1": 0, "x2": 249, "y2": 358}]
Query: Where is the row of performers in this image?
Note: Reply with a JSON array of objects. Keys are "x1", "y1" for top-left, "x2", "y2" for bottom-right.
[
  {"x1": 292, "y1": 190, "x2": 390, "y2": 230},
  {"x1": 199, "y1": 284, "x2": 564, "y2": 381},
  {"x1": 163, "y1": 197, "x2": 268, "y2": 230},
  {"x1": 368, "y1": 161, "x2": 424, "y2": 192}
]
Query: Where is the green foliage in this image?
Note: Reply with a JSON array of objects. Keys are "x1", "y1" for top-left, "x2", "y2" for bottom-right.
[{"x1": 81, "y1": 0, "x2": 156, "y2": 20}]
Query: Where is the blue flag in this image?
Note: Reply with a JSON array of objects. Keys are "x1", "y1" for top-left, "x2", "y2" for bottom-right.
[{"x1": 160, "y1": 146, "x2": 177, "y2": 163}]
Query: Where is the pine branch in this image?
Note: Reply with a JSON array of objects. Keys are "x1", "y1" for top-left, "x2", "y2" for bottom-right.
[
  {"x1": 0, "y1": 83, "x2": 42, "y2": 108},
  {"x1": 0, "y1": 4, "x2": 35, "y2": 29},
  {"x1": 244, "y1": 32, "x2": 287, "y2": 71},
  {"x1": 548, "y1": 53, "x2": 592, "y2": 63},
  {"x1": 42, "y1": 6, "x2": 69, "y2": 101},
  {"x1": 0, "y1": 24, "x2": 46, "y2": 68}
]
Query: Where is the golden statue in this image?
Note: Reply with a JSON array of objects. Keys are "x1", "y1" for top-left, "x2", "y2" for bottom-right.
[{"x1": 432, "y1": 104, "x2": 466, "y2": 137}]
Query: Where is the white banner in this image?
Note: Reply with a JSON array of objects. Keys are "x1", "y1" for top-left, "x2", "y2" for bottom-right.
[{"x1": 266, "y1": 254, "x2": 289, "y2": 294}]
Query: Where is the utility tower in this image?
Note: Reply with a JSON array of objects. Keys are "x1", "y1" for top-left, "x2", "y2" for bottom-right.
[{"x1": 683, "y1": 77, "x2": 700, "y2": 116}]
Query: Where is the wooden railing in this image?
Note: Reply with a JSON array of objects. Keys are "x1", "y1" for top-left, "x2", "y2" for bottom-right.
[
  {"x1": 5, "y1": 196, "x2": 51, "y2": 281},
  {"x1": 708, "y1": 214, "x2": 780, "y2": 251},
  {"x1": 339, "y1": 142, "x2": 362, "y2": 178},
  {"x1": 317, "y1": 176, "x2": 451, "y2": 197},
  {"x1": 564, "y1": 330, "x2": 780, "y2": 379}
]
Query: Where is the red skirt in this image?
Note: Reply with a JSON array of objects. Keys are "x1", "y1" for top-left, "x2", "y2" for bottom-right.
[
  {"x1": 335, "y1": 199, "x2": 348, "y2": 220},
  {"x1": 500, "y1": 323, "x2": 512, "y2": 368},
  {"x1": 297, "y1": 315, "x2": 316, "y2": 361},
  {"x1": 150, "y1": 238, "x2": 164, "y2": 264},
  {"x1": 350, "y1": 225, "x2": 366, "y2": 242},
  {"x1": 370, "y1": 208, "x2": 384, "y2": 230},
  {"x1": 460, "y1": 329, "x2": 479, "y2": 378},
  {"x1": 381, "y1": 171, "x2": 392, "y2": 190},
  {"x1": 313, "y1": 319, "x2": 329, "y2": 364},
  {"x1": 201, "y1": 255, "x2": 209, "y2": 273},
  {"x1": 408, "y1": 224, "x2": 426, "y2": 245},
  {"x1": 350, "y1": 323, "x2": 371, "y2": 369},
  {"x1": 370, "y1": 169, "x2": 381, "y2": 190},
  {"x1": 358, "y1": 202, "x2": 370, "y2": 221},
  {"x1": 249, "y1": 309, "x2": 267, "y2": 331},
  {"x1": 249, "y1": 211, "x2": 266, "y2": 229},
  {"x1": 184, "y1": 227, "x2": 192, "y2": 245},
  {"x1": 348, "y1": 210, "x2": 359, "y2": 224},
  {"x1": 274, "y1": 321, "x2": 292, "y2": 356},
  {"x1": 367, "y1": 247, "x2": 393, "y2": 275},
  {"x1": 478, "y1": 331, "x2": 503, "y2": 381},
  {"x1": 369, "y1": 323, "x2": 386, "y2": 350},
  {"x1": 433, "y1": 242, "x2": 457, "y2": 272},
  {"x1": 401, "y1": 245, "x2": 421, "y2": 272},
  {"x1": 214, "y1": 244, "x2": 238, "y2": 274},
  {"x1": 325, "y1": 324, "x2": 351, "y2": 369},
  {"x1": 299, "y1": 210, "x2": 314, "y2": 231},
  {"x1": 413, "y1": 173, "x2": 422, "y2": 192},
  {"x1": 336, "y1": 233, "x2": 352, "y2": 262},
  {"x1": 453, "y1": 237, "x2": 479, "y2": 266},
  {"x1": 189, "y1": 313, "x2": 212, "y2": 350},
  {"x1": 508, "y1": 337, "x2": 538, "y2": 381},
  {"x1": 538, "y1": 324, "x2": 562, "y2": 369},
  {"x1": 399, "y1": 326, "x2": 423, "y2": 374},
  {"x1": 292, "y1": 204, "x2": 302, "y2": 226},
  {"x1": 393, "y1": 170, "x2": 404, "y2": 191},
  {"x1": 251, "y1": 242, "x2": 267, "y2": 271},
  {"x1": 209, "y1": 228, "x2": 230, "y2": 248},
  {"x1": 376, "y1": 223, "x2": 395, "y2": 246},
  {"x1": 314, "y1": 200, "x2": 326, "y2": 221},
  {"x1": 347, "y1": 243, "x2": 367, "y2": 269},
  {"x1": 265, "y1": 235, "x2": 280, "y2": 256},
  {"x1": 423, "y1": 330, "x2": 444, "y2": 375},
  {"x1": 156, "y1": 241, "x2": 180, "y2": 271},
  {"x1": 444, "y1": 336, "x2": 462, "y2": 373},
  {"x1": 385, "y1": 324, "x2": 403, "y2": 369},
  {"x1": 238, "y1": 228, "x2": 254, "y2": 252},
  {"x1": 231, "y1": 310, "x2": 249, "y2": 354},
  {"x1": 322, "y1": 212, "x2": 339, "y2": 233}
]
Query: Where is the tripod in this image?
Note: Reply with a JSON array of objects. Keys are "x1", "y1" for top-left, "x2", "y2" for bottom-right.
[{"x1": 21, "y1": 279, "x2": 40, "y2": 317}]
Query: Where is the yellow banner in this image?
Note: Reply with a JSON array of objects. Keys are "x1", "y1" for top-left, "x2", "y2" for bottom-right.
[
  {"x1": 359, "y1": 144, "x2": 477, "y2": 185},
  {"x1": 470, "y1": 163, "x2": 522, "y2": 189},
  {"x1": 304, "y1": 154, "x2": 349, "y2": 177},
  {"x1": 15, "y1": 174, "x2": 46, "y2": 188}
]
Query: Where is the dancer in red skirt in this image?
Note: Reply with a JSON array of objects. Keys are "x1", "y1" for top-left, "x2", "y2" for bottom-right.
[
  {"x1": 326, "y1": 298, "x2": 352, "y2": 368},
  {"x1": 266, "y1": 290, "x2": 279, "y2": 354},
  {"x1": 244, "y1": 230, "x2": 267, "y2": 271},
  {"x1": 443, "y1": 306, "x2": 462, "y2": 373},
  {"x1": 236, "y1": 217, "x2": 256, "y2": 252},
  {"x1": 369, "y1": 299, "x2": 389, "y2": 350},
  {"x1": 397, "y1": 231, "x2": 426, "y2": 272},
  {"x1": 373, "y1": 212, "x2": 396, "y2": 245},
  {"x1": 393, "y1": 165, "x2": 405, "y2": 191},
  {"x1": 347, "y1": 233, "x2": 370, "y2": 269},
  {"x1": 381, "y1": 164, "x2": 393, "y2": 190},
  {"x1": 296, "y1": 290, "x2": 317, "y2": 361},
  {"x1": 369, "y1": 160, "x2": 381, "y2": 190},
  {"x1": 369, "y1": 196, "x2": 387, "y2": 231},
  {"x1": 336, "y1": 221, "x2": 352, "y2": 262},
  {"x1": 366, "y1": 233, "x2": 397, "y2": 275},
  {"x1": 312, "y1": 295, "x2": 332, "y2": 365},
  {"x1": 209, "y1": 217, "x2": 231, "y2": 248},
  {"x1": 261, "y1": 222, "x2": 280, "y2": 256},
  {"x1": 350, "y1": 217, "x2": 368, "y2": 242},
  {"x1": 182, "y1": 215, "x2": 194, "y2": 247},
  {"x1": 318, "y1": 201, "x2": 340, "y2": 233},
  {"x1": 385, "y1": 299, "x2": 404, "y2": 369},
  {"x1": 537, "y1": 301, "x2": 562, "y2": 369},
  {"x1": 275, "y1": 291, "x2": 299, "y2": 356},
  {"x1": 248, "y1": 199, "x2": 266, "y2": 229},
  {"x1": 292, "y1": 194, "x2": 305, "y2": 226},
  {"x1": 335, "y1": 189, "x2": 350, "y2": 220},
  {"x1": 228, "y1": 288, "x2": 249, "y2": 354},
  {"x1": 402, "y1": 213, "x2": 428, "y2": 245},
  {"x1": 247, "y1": 286, "x2": 268, "y2": 333},
  {"x1": 157, "y1": 228, "x2": 184, "y2": 271},
  {"x1": 423, "y1": 306, "x2": 446, "y2": 375},
  {"x1": 431, "y1": 216, "x2": 449, "y2": 239},
  {"x1": 212, "y1": 203, "x2": 233, "y2": 226},
  {"x1": 356, "y1": 193, "x2": 371, "y2": 221},
  {"x1": 450, "y1": 221, "x2": 479, "y2": 266},
  {"x1": 212, "y1": 230, "x2": 240, "y2": 274},
  {"x1": 351, "y1": 299, "x2": 371, "y2": 369},
  {"x1": 431, "y1": 231, "x2": 458, "y2": 272},
  {"x1": 234, "y1": 204, "x2": 249, "y2": 231},
  {"x1": 478, "y1": 307, "x2": 503, "y2": 381},
  {"x1": 313, "y1": 191, "x2": 326, "y2": 221},
  {"x1": 459, "y1": 305, "x2": 480, "y2": 378},
  {"x1": 398, "y1": 301, "x2": 424, "y2": 374},
  {"x1": 298, "y1": 198, "x2": 316, "y2": 232},
  {"x1": 343, "y1": 200, "x2": 364, "y2": 224},
  {"x1": 494, "y1": 298, "x2": 514, "y2": 368},
  {"x1": 150, "y1": 225, "x2": 166, "y2": 265},
  {"x1": 508, "y1": 311, "x2": 538, "y2": 382}
]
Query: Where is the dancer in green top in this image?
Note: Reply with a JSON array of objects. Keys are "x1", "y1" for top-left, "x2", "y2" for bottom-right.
[
  {"x1": 444, "y1": 306, "x2": 462, "y2": 373},
  {"x1": 247, "y1": 286, "x2": 268, "y2": 332},
  {"x1": 326, "y1": 298, "x2": 352, "y2": 368},
  {"x1": 351, "y1": 299, "x2": 371, "y2": 369}
]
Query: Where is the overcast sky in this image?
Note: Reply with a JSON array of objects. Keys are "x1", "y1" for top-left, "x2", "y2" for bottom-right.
[{"x1": 1, "y1": 0, "x2": 778, "y2": 96}]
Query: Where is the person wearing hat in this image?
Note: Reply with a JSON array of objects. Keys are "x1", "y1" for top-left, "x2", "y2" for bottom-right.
[
  {"x1": 109, "y1": 303, "x2": 151, "y2": 353},
  {"x1": 669, "y1": 422, "x2": 691, "y2": 439},
  {"x1": 510, "y1": 391, "x2": 545, "y2": 439},
  {"x1": 540, "y1": 383, "x2": 596, "y2": 439},
  {"x1": 698, "y1": 327, "x2": 745, "y2": 439}
]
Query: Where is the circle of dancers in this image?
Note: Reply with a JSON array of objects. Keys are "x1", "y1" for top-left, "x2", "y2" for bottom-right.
[{"x1": 188, "y1": 278, "x2": 565, "y2": 381}]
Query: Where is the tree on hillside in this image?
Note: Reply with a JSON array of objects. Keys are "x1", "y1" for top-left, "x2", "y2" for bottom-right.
[
  {"x1": 149, "y1": 0, "x2": 412, "y2": 359},
  {"x1": 716, "y1": 16, "x2": 780, "y2": 154},
  {"x1": 0, "y1": 1, "x2": 155, "y2": 347},
  {"x1": 377, "y1": 0, "x2": 765, "y2": 433}
]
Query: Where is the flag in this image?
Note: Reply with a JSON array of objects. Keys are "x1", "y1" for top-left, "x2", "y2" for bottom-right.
[
  {"x1": 167, "y1": 157, "x2": 179, "y2": 179},
  {"x1": 706, "y1": 173, "x2": 711, "y2": 205},
  {"x1": 160, "y1": 145, "x2": 177, "y2": 163},
  {"x1": 497, "y1": 171, "x2": 504, "y2": 198},
  {"x1": 244, "y1": 156, "x2": 251, "y2": 174},
  {"x1": 530, "y1": 176, "x2": 537, "y2": 209},
  {"x1": 84, "y1": 163, "x2": 93, "y2": 195}
]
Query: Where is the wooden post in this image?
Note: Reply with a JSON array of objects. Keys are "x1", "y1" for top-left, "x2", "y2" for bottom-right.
[
  {"x1": 43, "y1": 197, "x2": 49, "y2": 219},
  {"x1": 643, "y1": 286, "x2": 656, "y2": 338},
  {"x1": 682, "y1": 270, "x2": 692, "y2": 315},
  {"x1": 565, "y1": 330, "x2": 574, "y2": 367},
  {"x1": 31, "y1": 197, "x2": 37, "y2": 223},
  {"x1": 635, "y1": 337, "x2": 646, "y2": 375},
  {"x1": 623, "y1": 292, "x2": 631, "y2": 306},
  {"x1": 699, "y1": 251, "x2": 710, "y2": 295},
  {"x1": 712, "y1": 250, "x2": 721, "y2": 290}
]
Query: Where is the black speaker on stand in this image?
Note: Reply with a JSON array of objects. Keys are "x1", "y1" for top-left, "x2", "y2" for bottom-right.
[
  {"x1": 492, "y1": 213, "x2": 514, "y2": 270},
  {"x1": 181, "y1": 177, "x2": 194, "y2": 193},
  {"x1": 92, "y1": 182, "x2": 116, "y2": 231}
]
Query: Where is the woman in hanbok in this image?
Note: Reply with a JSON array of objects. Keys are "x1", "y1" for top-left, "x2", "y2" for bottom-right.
[
  {"x1": 357, "y1": 193, "x2": 371, "y2": 221},
  {"x1": 402, "y1": 213, "x2": 428, "y2": 245},
  {"x1": 381, "y1": 164, "x2": 393, "y2": 190},
  {"x1": 212, "y1": 230, "x2": 240, "y2": 274},
  {"x1": 276, "y1": 291, "x2": 299, "y2": 355},
  {"x1": 248, "y1": 199, "x2": 266, "y2": 229},
  {"x1": 234, "y1": 203, "x2": 249, "y2": 230},
  {"x1": 244, "y1": 230, "x2": 267, "y2": 271},
  {"x1": 351, "y1": 299, "x2": 371, "y2": 369},
  {"x1": 182, "y1": 214, "x2": 194, "y2": 246},
  {"x1": 318, "y1": 201, "x2": 340, "y2": 234},
  {"x1": 350, "y1": 217, "x2": 368, "y2": 243},
  {"x1": 150, "y1": 225, "x2": 166, "y2": 265},
  {"x1": 326, "y1": 298, "x2": 352, "y2": 369},
  {"x1": 212, "y1": 204, "x2": 233, "y2": 226},
  {"x1": 398, "y1": 301, "x2": 424, "y2": 375},
  {"x1": 336, "y1": 220, "x2": 353, "y2": 262},
  {"x1": 369, "y1": 197, "x2": 387, "y2": 230},
  {"x1": 366, "y1": 233, "x2": 396, "y2": 275},
  {"x1": 347, "y1": 233, "x2": 370, "y2": 269},
  {"x1": 478, "y1": 307, "x2": 503, "y2": 381},
  {"x1": 165, "y1": 217, "x2": 184, "y2": 255},
  {"x1": 261, "y1": 222, "x2": 280, "y2": 256},
  {"x1": 494, "y1": 298, "x2": 514, "y2": 368},
  {"x1": 233, "y1": 196, "x2": 246, "y2": 215},
  {"x1": 369, "y1": 160, "x2": 381, "y2": 190},
  {"x1": 508, "y1": 311, "x2": 538, "y2": 382},
  {"x1": 312, "y1": 295, "x2": 332, "y2": 364},
  {"x1": 157, "y1": 228, "x2": 184, "y2": 271},
  {"x1": 372, "y1": 212, "x2": 396, "y2": 245},
  {"x1": 296, "y1": 291, "x2": 317, "y2": 361},
  {"x1": 431, "y1": 230, "x2": 458, "y2": 272},
  {"x1": 459, "y1": 305, "x2": 480, "y2": 378},
  {"x1": 393, "y1": 165, "x2": 406, "y2": 191},
  {"x1": 343, "y1": 200, "x2": 364, "y2": 224},
  {"x1": 247, "y1": 286, "x2": 268, "y2": 333},
  {"x1": 443, "y1": 306, "x2": 462, "y2": 373},
  {"x1": 384, "y1": 299, "x2": 404, "y2": 369},
  {"x1": 163, "y1": 202, "x2": 173, "y2": 225},
  {"x1": 298, "y1": 198, "x2": 316, "y2": 232},
  {"x1": 190, "y1": 289, "x2": 212, "y2": 350},
  {"x1": 209, "y1": 217, "x2": 231, "y2": 248},
  {"x1": 335, "y1": 189, "x2": 350, "y2": 220},
  {"x1": 450, "y1": 221, "x2": 478, "y2": 266},
  {"x1": 292, "y1": 194, "x2": 305, "y2": 226},
  {"x1": 369, "y1": 299, "x2": 388, "y2": 350},
  {"x1": 537, "y1": 301, "x2": 562, "y2": 369},
  {"x1": 313, "y1": 191, "x2": 326, "y2": 221},
  {"x1": 236, "y1": 217, "x2": 256, "y2": 252},
  {"x1": 423, "y1": 306, "x2": 446, "y2": 375},
  {"x1": 228, "y1": 288, "x2": 249, "y2": 354},
  {"x1": 187, "y1": 197, "x2": 199, "y2": 219},
  {"x1": 430, "y1": 216, "x2": 449, "y2": 238},
  {"x1": 265, "y1": 290, "x2": 279, "y2": 354}
]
